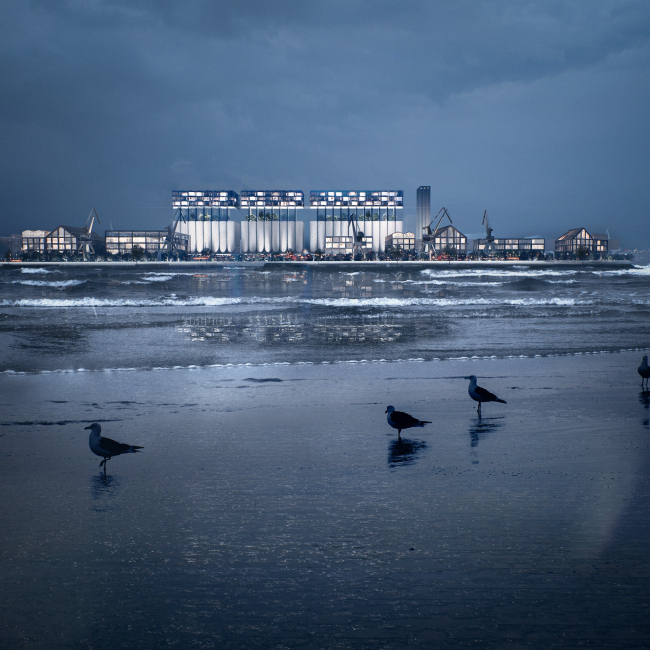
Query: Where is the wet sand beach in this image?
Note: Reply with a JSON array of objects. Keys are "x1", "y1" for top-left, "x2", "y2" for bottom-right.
[{"x1": 1, "y1": 351, "x2": 650, "y2": 648}]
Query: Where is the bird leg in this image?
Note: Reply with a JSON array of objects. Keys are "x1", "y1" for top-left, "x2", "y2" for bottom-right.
[{"x1": 477, "y1": 403, "x2": 482, "y2": 418}]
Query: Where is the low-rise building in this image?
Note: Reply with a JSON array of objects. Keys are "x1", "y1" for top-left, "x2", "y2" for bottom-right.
[
  {"x1": 555, "y1": 229, "x2": 607, "y2": 256},
  {"x1": 385, "y1": 232, "x2": 416, "y2": 251},
  {"x1": 45, "y1": 226, "x2": 104, "y2": 253},
  {"x1": 105, "y1": 230, "x2": 190, "y2": 255},
  {"x1": 473, "y1": 237, "x2": 545, "y2": 255},
  {"x1": 21, "y1": 230, "x2": 49, "y2": 253},
  {"x1": 425, "y1": 225, "x2": 467, "y2": 255}
]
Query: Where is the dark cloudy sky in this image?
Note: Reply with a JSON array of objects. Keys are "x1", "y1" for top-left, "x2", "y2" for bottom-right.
[{"x1": 1, "y1": 0, "x2": 649, "y2": 245}]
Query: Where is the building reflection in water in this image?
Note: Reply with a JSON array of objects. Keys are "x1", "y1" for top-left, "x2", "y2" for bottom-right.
[{"x1": 176, "y1": 313, "x2": 413, "y2": 346}]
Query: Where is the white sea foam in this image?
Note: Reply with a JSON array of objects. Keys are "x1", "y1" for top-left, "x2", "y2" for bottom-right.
[
  {"x1": 20, "y1": 267, "x2": 52, "y2": 274},
  {"x1": 12, "y1": 279, "x2": 86, "y2": 288},
  {"x1": 0, "y1": 295, "x2": 596, "y2": 308},
  {"x1": 420, "y1": 268, "x2": 578, "y2": 279},
  {"x1": 592, "y1": 265, "x2": 650, "y2": 277}
]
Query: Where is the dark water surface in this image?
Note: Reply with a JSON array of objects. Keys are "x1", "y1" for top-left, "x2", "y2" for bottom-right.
[
  {"x1": 1, "y1": 264, "x2": 649, "y2": 372},
  {"x1": 1, "y1": 265, "x2": 650, "y2": 648}
]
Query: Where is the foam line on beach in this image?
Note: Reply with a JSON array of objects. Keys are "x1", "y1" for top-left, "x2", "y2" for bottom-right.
[{"x1": 2, "y1": 347, "x2": 648, "y2": 376}]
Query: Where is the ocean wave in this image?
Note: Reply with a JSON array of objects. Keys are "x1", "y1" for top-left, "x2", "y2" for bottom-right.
[
  {"x1": 11, "y1": 279, "x2": 86, "y2": 288},
  {"x1": 0, "y1": 295, "x2": 599, "y2": 309},
  {"x1": 20, "y1": 267, "x2": 53, "y2": 274},
  {"x1": 420, "y1": 268, "x2": 578, "y2": 279},
  {"x1": 592, "y1": 265, "x2": 650, "y2": 277}
]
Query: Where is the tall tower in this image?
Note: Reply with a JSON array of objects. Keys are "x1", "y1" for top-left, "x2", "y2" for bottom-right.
[{"x1": 416, "y1": 186, "x2": 431, "y2": 241}]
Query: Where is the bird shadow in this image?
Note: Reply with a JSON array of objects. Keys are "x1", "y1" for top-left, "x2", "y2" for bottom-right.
[
  {"x1": 90, "y1": 473, "x2": 121, "y2": 511},
  {"x1": 388, "y1": 437, "x2": 427, "y2": 469},
  {"x1": 470, "y1": 417, "x2": 504, "y2": 448}
]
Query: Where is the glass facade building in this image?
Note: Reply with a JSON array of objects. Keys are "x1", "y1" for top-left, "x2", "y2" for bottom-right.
[{"x1": 105, "y1": 230, "x2": 190, "y2": 255}]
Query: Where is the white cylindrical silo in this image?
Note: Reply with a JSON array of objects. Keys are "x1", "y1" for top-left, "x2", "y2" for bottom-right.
[
  {"x1": 255, "y1": 221, "x2": 264, "y2": 253},
  {"x1": 309, "y1": 222, "x2": 318, "y2": 252},
  {"x1": 379, "y1": 220, "x2": 388, "y2": 252},
  {"x1": 272, "y1": 222, "x2": 280, "y2": 252},
  {"x1": 219, "y1": 222, "x2": 228, "y2": 253},
  {"x1": 210, "y1": 222, "x2": 219, "y2": 252},
  {"x1": 264, "y1": 222, "x2": 272, "y2": 253},
  {"x1": 240, "y1": 221, "x2": 249, "y2": 253},
  {"x1": 371, "y1": 221, "x2": 380, "y2": 252},
  {"x1": 279, "y1": 222, "x2": 288, "y2": 252},
  {"x1": 296, "y1": 221, "x2": 304, "y2": 252},
  {"x1": 317, "y1": 221, "x2": 326, "y2": 252},
  {"x1": 227, "y1": 221, "x2": 237, "y2": 253},
  {"x1": 187, "y1": 220, "x2": 196, "y2": 253},
  {"x1": 195, "y1": 220, "x2": 204, "y2": 254}
]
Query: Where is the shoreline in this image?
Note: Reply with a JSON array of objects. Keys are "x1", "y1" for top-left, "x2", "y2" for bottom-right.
[{"x1": 1, "y1": 259, "x2": 637, "y2": 271}]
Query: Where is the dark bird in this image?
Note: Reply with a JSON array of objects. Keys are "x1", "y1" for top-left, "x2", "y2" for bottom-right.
[
  {"x1": 86, "y1": 423, "x2": 143, "y2": 473},
  {"x1": 640, "y1": 355, "x2": 650, "y2": 390},
  {"x1": 465, "y1": 375, "x2": 507, "y2": 417},
  {"x1": 385, "y1": 405, "x2": 431, "y2": 438}
]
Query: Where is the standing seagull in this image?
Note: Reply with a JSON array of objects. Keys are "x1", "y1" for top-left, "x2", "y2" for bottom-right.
[
  {"x1": 385, "y1": 406, "x2": 431, "y2": 438},
  {"x1": 640, "y1": 355, "x2": 650, "y2": 390},
  {"x1": 86, "y1": 423, "x2": 143, "y2": 473},
  {"x1": 465, "y1": 375, "x2": 507, "y2": 417}
]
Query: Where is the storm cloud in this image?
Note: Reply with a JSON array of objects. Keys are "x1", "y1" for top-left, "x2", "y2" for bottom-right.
[{"x1": 1, "y1": 0, "x2": 649, "y2": 244}]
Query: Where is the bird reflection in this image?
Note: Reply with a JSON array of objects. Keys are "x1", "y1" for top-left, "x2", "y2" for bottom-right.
[
  {"x1": 469, "y1": 418, "x2": 503, "y2": 448},
  {"x1": 388, "y1": 437, "x2": 426, "y2": 468},
  {"x1": 639, "y1": 391, "x2": 650, "y2": 409},
  {"x1": 90, "y1": 473, "x2": 120, "y2": 510}
]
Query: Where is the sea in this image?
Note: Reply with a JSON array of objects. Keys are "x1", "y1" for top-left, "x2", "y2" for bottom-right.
[
  {"x1": 2, "y1": 262, "x2": 650, "y2": 649},
  {"x1": 1, "y1": 262, "x2": 649, "y2": 373}
]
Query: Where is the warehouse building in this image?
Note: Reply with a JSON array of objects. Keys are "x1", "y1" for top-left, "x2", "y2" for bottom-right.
[
  {"x1": 385, "y1": 232, "x2": 416, "y2": 251},
  {"x1": 44, "y1": 226, "x2": 104, "y2": 253},
  {"x1": 473, "y1": 237, "x2": 545, "y2": 255},
  {"x1": 105, "y1": 230, "x2": 190, "y2": 256}
]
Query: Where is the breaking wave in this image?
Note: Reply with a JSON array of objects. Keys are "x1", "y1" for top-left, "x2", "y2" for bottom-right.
[
  {"x1": 11, "y1": 279, "x2": 86, "y2": 288},
  {"x1": 0, "y1": 295, "x2": 606, "y2": 309}
]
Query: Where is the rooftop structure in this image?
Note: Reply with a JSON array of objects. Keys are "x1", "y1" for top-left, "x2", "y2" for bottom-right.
[
  {"x1": 240, "y1": 190, "x2": 304, "y2": 210},
  {"x1": 172, "y1": 191, "x2": 240, "y2": 209},
  {"x1": 309, "y1": 190, "x2": 403, "y2": 209}
]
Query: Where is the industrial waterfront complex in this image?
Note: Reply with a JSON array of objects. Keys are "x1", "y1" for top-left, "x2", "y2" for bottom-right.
[{"x1": 1, "y1": 187, "x2": 624, "y2": 262}]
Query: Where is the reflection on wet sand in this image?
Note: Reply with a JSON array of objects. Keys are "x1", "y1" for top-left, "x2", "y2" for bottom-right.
[
  {"x1": 90, "y1": 474, "x2": 120, "y2": 511},
  {"x1": 469, "y1": 417, "x2": 504, "y2": 448},
  {"x1": 388, "y1": 438, "x2": 427, "y2": 468},
  {"x1": 639, "y1": 391, "x2": 650, "y2": 409}
]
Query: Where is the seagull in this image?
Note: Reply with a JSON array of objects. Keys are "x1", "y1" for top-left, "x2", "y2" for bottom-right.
[
  {"x1": 639, "y1": 355, "x2": 650, "y2": 390},
  {"x1": 385, "y1": 406, "x2": 431, "y2": 438},
  {"x1": 86, "y1": 423, "x2": 143, "y2": 473},
  {"x1": 465, "y1": 375, "x2": 507, "y2": 417}
]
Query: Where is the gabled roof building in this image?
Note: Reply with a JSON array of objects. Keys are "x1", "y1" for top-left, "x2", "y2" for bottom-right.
[{"x1": 555, "y1": 228, "x2": 607, "y2": 256}]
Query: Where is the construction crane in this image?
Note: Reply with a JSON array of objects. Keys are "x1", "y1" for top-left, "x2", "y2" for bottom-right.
[
  {"x1": 77, "y1": 207, "x2": 100, "y2": 260},
  {"x1": 161, "y1": 209, "x2": 185, "y2": 258},
  {"x1": 347, "y1": 212, "x2": 367, "y2": 258},
  {"x1": 481, "y1": 210, "x2": 496, "y2": 255},
  {"x1": 422, "y1": 207, "x2": 453, "y2": 259}
]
